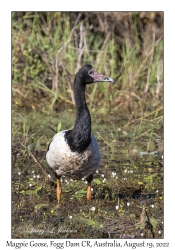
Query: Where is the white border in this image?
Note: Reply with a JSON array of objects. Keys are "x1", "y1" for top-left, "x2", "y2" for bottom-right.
[{"x1": 1, "y1": 1, "x2": 175, "y2": 249}]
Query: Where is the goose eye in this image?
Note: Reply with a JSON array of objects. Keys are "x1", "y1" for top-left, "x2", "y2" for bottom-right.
[{"x1": 88, "y1": 69, "x2": 95, "y2": 77}]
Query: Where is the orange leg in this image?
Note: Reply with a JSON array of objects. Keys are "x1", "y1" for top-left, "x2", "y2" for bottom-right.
[
  {"x1": 86, "y1": 183, "x2": 92, "y2": 200},
  {"x1": 86, "y1": 174, "x2": 93, "y2": 201},
  {"x1": 56, "y1": 178, "x2": 62, "y2": 203}
]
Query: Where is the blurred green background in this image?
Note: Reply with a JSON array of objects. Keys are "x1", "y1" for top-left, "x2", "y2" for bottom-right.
[{"x1": 12, "y1": 11, "x2": 163, "y2": 116}]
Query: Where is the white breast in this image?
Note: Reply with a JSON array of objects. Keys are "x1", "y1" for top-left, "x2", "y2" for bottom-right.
[{"x1": 46, "y1": 130, "x2": 100, "y2": 180}]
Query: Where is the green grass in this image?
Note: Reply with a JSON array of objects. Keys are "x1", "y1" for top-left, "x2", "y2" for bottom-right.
[
  {"x1": 12, "y1": 12, "x2": 163, "y2": 113},
  {"x1": 12, "y1": 11, "x2": 163, "y2": 239}
]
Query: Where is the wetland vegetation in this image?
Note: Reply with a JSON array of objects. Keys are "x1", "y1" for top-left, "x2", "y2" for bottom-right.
[{"x1": 12, "y1": 12, "x2": 163, "y2": 238}]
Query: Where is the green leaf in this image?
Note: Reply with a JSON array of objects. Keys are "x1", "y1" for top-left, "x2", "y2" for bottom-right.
[
  {"x1": 57, "y1": 122, "x2": 62, "y2": 132},
  {"x1": 72, "y1": 189, "x2": 86, "y2": 198},
  {"x1": 150, "y1": 218, "x2": 158, "y2": 228},
  {"x1": 84, "y1": 218, "x2": 102, "y2": 228},
  {"x1": 20, "y1": 190, "x2": 33, "y2": 195},
  {"x1": 33, "y1": 186, "x2": 43, "y2": 197},
  {"x1": 34, "y1": 203, "x2": 48, "y2": 212},
  {"x1": 95, "y1": 178, "x2": 102, "y2": 184},
  {"x1": 143, "y1": 174, "x2": 156, "y2": 183}
]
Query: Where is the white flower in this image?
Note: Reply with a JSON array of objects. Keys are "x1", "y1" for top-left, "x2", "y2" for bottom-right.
[
  {"x1": 150, "y1": 204, "x2": 154, "y2": 208},
  {"x1": 48, "y1": 174, "x2": 51, "y2": 178},
  {"x1": 130, "y1": 170, "x2": 133, "y2": 174},
  {"x1": 127, "y1": 202, "x2": 130, "y2": 206},
  {"x1": 69, "y1": 215, "x2": 73, "y2": 219},
  {"x1": 91, "y1": 188, "x2": 93, "y2": 191},
  {"x1": 37, "y1": 175, "x2": 40, "y2": 179},
  {"x1": 112, "y1": 172, "x2": 116, "y2": 177},
  {"x1": 124, "y1": 169, "x2": 127, "y2": 173},
  {"x1": 32, "y1": 170, "x2": 35, "y2": 174},
  {"x1": 158, "y1": 230, "x2": 161, "y2": 234},
  {"x1": 102, "y1": 178, "x2": 106, "y2": 183},
  {"x1": 96, "y1": 170, "x2": 99, "y2": 173},
  {"x1": 18, "y1": 172, "x2": 21, "y2": 175},
  {"x1": 101, "y1": 174, "x2": 105, "y2": 178},
  {"x1": 81, "y1": 177, "x2": 85, "y2": 180},
  {"x1": 33, "y1": 175, "x2": 36, "y2": 179},
  {"x1": 29, "y1": 183, "x2": 32, "y2": 188},
  {"x1": 115, "y1": 205, "x2": 119, "y2": 210},
  {"x1": 141, "y1": 233, "x2": 144, "y2": 236},
  {"x1": 91, "y1": 206, "x2": 96, "y2": 211}
]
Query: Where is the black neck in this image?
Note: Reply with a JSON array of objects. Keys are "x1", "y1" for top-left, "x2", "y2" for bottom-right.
[{"x1": 65, "y1": 76, "x2": 91, "y2": 153}]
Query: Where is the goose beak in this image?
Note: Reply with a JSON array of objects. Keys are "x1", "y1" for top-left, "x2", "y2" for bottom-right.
[
  {"x1": 88, "y1": 69, "x2": 114, "y2": 83},
  {"x1": 101, "y1": 77, "x2": 114, "y2": 83}
]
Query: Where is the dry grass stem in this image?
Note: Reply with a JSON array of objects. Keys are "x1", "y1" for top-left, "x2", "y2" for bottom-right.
[{"x1": 19, "y1": 141, "x2": 51, "y2": 181}]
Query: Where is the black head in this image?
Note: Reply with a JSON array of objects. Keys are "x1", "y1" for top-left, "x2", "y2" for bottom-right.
[{"x1": 75, "y1": 64, "x2": 114, "y2": 85}]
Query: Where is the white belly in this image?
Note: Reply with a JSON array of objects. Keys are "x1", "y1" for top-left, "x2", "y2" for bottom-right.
[{"x1": 46, "y1": 130, "x2": 100, "y2": 180}]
